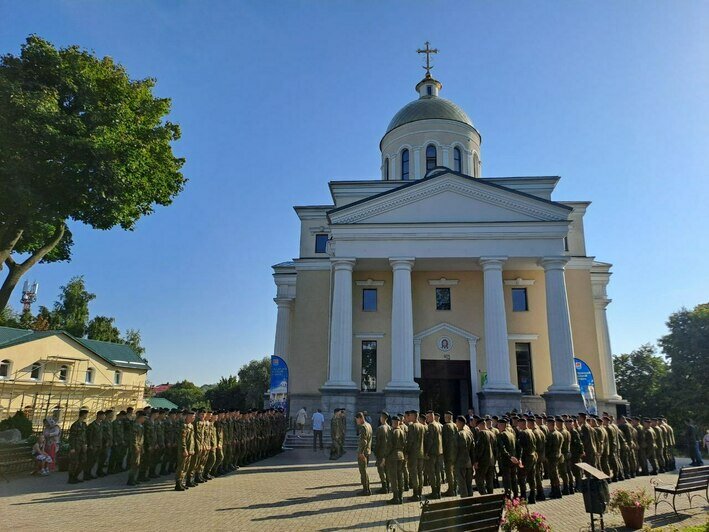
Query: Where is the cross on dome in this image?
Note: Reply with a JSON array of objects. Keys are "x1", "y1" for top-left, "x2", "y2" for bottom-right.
[{"x1": 417, "y1": 41, "x2": 439, "y2": 76}]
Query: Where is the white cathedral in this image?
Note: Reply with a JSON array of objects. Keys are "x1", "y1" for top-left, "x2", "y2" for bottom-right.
[{"x1": 271, "y1": 56, "x2": 624, "y2": 421}]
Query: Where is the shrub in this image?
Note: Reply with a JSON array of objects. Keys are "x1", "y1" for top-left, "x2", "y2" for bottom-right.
[
  {"x1": 608, "y1": 488, "x2": 653, "y2": 512},
  {"x1": 0, "y1": 411, "x2": 34, "y2": 438}
]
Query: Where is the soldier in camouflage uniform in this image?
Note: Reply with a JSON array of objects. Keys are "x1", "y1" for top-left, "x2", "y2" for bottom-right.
[
  {"x1": 100, "y1": 410, "x2": 114, "y2": 476},
  {"x1": 473, "y1": 418, "x2": 496, "y2": 495},
  {"x1": 109, "y1": 410, "x2": 126, "y2": 474},
  {"x1": 175, "y1": 410, "x2": 195, "y2": 491},
  {"x1": 618, "y1": 415, "x2": 637, "y2": 479},
  {"x1": 85, "y1": 410, "x2": 104, "y2": 479},
  {"x1": 530, "y1": 416, "x2": 546, "y2": 501},
  {"x1": 138, "y1": 407, "x2": 155, "y2": 481},
  {"x1": 441, "y1": 411, "x2": 458, "y2": 497},
  {"x1": 516, "y1": 417, "x2": 538, "y2": 504},
  {"x1": 496, "y1": 417, "x2": 517, "y2": 499},
  {"x1": 126, "y1": 410, "x2": 145, "y2": 486},
  {"x1": 545, "y1": 417, "x2": 563, "y2": 499},
  {"x1": 642, "y1": 418, "x2": 659, "y2": 475},
  {"x1": 651, "y1": 418, "x2": 666, "y2": 473},
  {"x1": 566, "y1": 417, "x2": 583, "y2": 491},
  {"x1": 67, "y1": 407, "x2": 89, "y2": 484},
  {"x1": 386, "y1": 416, "x2": 406, "y2": 505}
]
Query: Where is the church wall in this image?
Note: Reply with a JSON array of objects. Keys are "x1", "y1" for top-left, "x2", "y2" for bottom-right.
[
  {"x1": 565, "y1": 268, "x2": 605, "y2": 397},
  {"x1": 411, "y1": 271, "x2": 485, "y2": 378},
  {"x1": 351, "y1": 271, "x2": 393, "y2": 392},
  {"x1": 298, "y1": 215, "x2": 330, "y2": 258},
  {"x1": 290, "y1": 270, "x2": 330, "y2": 395},
  {"x1": 502, "y1": 269, "x2": 554, "y2": 395}
]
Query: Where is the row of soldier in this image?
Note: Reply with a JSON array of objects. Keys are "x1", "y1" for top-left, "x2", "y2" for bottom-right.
[
  {"x1": 354, "y1": 409, "x2": 676, "y2": 505},
  {"x1": 66, "y1": 405, "x2": 287, "y2": 489}
]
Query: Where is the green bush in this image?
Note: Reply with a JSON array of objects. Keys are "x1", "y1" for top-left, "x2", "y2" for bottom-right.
[{"x1": 0, "y1": 411, "x2": 34, "y2": 438}]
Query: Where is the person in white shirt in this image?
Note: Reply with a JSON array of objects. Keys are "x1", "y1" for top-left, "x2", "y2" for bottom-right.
[
  {"x1": 312, "y1": 409, "x2": 325, "y2": 451},
  {"x1": 295, "y1": 407, "x2": 307, "y2": 436}
]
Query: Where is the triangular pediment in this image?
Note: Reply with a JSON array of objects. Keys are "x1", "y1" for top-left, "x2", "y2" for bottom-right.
[{"x1": 328, "y1": 171, "x2": 571, "y2": 224}]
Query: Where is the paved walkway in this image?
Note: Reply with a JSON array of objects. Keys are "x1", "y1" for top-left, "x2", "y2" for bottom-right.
[{"x1": 2, "y1": 450, "x2": 706, "y2": 531}]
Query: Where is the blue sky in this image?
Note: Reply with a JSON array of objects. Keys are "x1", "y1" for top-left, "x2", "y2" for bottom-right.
[{"x1": 1, "y1": 2, "x2": 707, "y2": 385}]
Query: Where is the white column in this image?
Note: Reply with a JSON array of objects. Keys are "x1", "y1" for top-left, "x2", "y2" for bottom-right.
[
  {"x1": 541, "y1": 257, "x2": 580, "y2": 392},
  {"x1": 273, "y1": 298, "x2": 293, "y2": 360},
  {"x1": 480, "y1": 257, "x2": 517, "y2": 391},
  {"x1": 386, "y1": 258, "x2": 419, "y2": 390},
  {"x1": 323, "y1": 258, "x2": 357, "y2": 389},
  {"x1": 594, "y1": 297, "x2": 621, "y2": 400}
]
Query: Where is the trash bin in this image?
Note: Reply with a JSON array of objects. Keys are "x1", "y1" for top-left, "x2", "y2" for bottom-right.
[{"x1": 580, "y1": 477, "x2": 610, "y2": 515}]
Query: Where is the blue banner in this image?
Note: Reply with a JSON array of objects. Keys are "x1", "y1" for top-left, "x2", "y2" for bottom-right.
[
  {"x1": 574, "y1": 358, "x2": 598, "y2": 415},
  {"x1": 269, "y1": 355, "x2": 289, "y2": 412}
]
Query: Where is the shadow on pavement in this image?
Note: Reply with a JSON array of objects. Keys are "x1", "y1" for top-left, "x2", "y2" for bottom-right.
[{"x1": 217, "y1": 489, "x2": 360, "y2": 511}]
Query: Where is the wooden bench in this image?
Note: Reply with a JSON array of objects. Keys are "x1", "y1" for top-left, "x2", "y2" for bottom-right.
[
  {"x1": 388, "y1": 493, "x2": 505, "y2": 532},
  {"x1": 0, "y1": 442, "x2": 34, "y2": 481},
  {"x1": 653, "y1": 465, "x2": 709, "y2": 515}
]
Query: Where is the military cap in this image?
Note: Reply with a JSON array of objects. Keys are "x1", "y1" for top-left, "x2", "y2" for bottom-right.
[
  {"x1": 498, "y1": 417, "x2": 509, "y2": 424},
  {"x1": 144, "y1": 405, "x2": 152, "y2": 409},
  {"x1": 426, "y1": 410, "x2": 434, "y2": 414},
  {"x1": 473, "y1": 415, "x2": 481, "y2": 421},
  {"x1": 96, "y1": 410, "x2": 105, "y2": 416},
  {"x1": 643, "y1": 418, "x2": 652, "y2": 422},
  {"x1": 411, "y1": 410, "x2": 419, "y2": 415},
  {"x1": 602, "y1": 415, "x2": 610, "y2": 421},
  {"x1": 578, "y1": 412, "x2": 587, "y2": 417},
  {"x1": 492, "y1": 415, "x2": 499, "y2": 420},
  {"x1": 392, "y1": 415, "x2": 400, "y2": 421},
  {"x1": 476, "y1": 418, "x2": 486, "y2": 426},
  {"x1": 105, "y1": 409, "x2": 113, "y2": 414},
  {"x1": 79, "y1": 407, "x2": 89, "y2": 414},
  {"x1": 380, "y1": 411, "x2": 390, "y2": 418},
  {"x1": 484, "y1": 415, "x2": 491, "y2": 420},
  {"x1": 136, "y1": 411, "x2": 146, "y2": 418},
  {"x1": 445, "y1": 411, "x2": 453, "y2": 416},
  {"x1": 554, "y1": 416, "x2": 564, "y2": 422},
  {"x1": 455, "y1": 415, "x2": 466, "y2": 423},
  {"x1": 118, "y1": 410, "x2": 127, "y2": 416},
  {"x1": 185, "y1": 410, "x2": 195, "y2": 415}
]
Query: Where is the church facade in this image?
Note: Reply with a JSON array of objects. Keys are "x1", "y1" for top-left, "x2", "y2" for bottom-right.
[{"x1": 271, "y1": 70, "x2": 624, "y2": 421}]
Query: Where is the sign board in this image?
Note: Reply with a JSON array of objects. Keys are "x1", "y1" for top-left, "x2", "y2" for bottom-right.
[
  {"x1": 574, "y1": 358, "x2": 598, "y2": 415},
  {"x1": 269, "y1": 355, "x2": 289, "y2": 412}
]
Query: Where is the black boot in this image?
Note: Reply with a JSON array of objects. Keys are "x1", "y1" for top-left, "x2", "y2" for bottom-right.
[
  {"x1": 175, "y1": 482, "x2": 185, "y2": 491},
  {"x1": 536, "y1": 489, "x2": 546, "y2": 501}
]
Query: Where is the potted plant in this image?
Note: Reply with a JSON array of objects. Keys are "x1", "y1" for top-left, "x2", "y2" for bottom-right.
[
  {"x1": 501, "y1": 497, "x2": 552, "y2": 532},
  {"x1": 608, "y1": 488, "x2": 652, "y2": 530}
]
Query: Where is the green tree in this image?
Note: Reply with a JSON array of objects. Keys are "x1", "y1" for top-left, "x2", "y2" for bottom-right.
[
  {"x1": 53, "y1": 276, "x2": 95, "y2": 337},
  {"x1": 122, "y1": 329, "x2": 145, "y2": 357},
  {"x1": 87, "y1": 315, "x2": 121, "y2": 342},
  {"x1": 659, "y1": 303, "x2": 709, "y2": 427},
  {"x1": 205, "y1": 375, "x2": 245, "y2": 410},
  {"x1": 613, "y1": 344, "x2": 670, "y2": 417},
  {"x1": 237, "y1": 357, "x2": 270, "y2": 409},
  {"x1": 0, "y1": 35, "x2": 185, "y2": 309},
  {"x1": 0, "y1": 305, "x2": 21, "y2": 328},
  {"x1": 155, "y1": 380, "x2": 207, "y2": 410}
]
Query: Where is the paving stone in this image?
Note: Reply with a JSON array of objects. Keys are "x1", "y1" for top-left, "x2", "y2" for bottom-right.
[{"x1": 1, "y1": 451, "x2": 706, "y2": 530}]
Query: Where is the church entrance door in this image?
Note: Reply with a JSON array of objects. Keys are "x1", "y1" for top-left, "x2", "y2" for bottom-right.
[{"x1": 416, "y1": 360, "x2": 471, "y2": 415}]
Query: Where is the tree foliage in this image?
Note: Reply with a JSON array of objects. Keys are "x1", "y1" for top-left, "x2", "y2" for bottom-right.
[
  {"x1": 0, "y1": 35, "x2": 185, "y2": 308},
  {"x1": 155, "y1": 380, "x2": 207, "y2": 410},
  {"x1": 613, "y1": 344, "x2": 670, "y2": 417},
  {"x1": 53, "y1": 276, "x2": 95, "y2": 337},
  {"x1": 238, "y1": 357, "x2": 271, "y2": 409},
  {"x1": 204, "y1": 376, "x2": 245, "y2": 411},
  {"x1": 659, "y1": 303, "x2": 709, "y2": 427},
  {"x1": 87, "y1": 315, "x2": 121, "y2": 343}
]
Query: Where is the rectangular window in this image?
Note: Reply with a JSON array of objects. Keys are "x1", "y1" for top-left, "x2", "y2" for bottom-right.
[
  {"x1": 362, "y1": 288, "x2": 377, "y2": 312},
  {"x1": 361, "y1": 341, "x2": 377, "y2": 392},
  {"x1": 435, "y1": 287, "x2": 451, "y2": 311},
  {"x1": 515, "y1": 342, "x2": 534, "y2": 395},
  {"x1": 314, "y1": 233, "x2": 328, "y2": 254},
  {"x1": 30, "y1": 364, "x2": 40, "y2": 380},
  {"x1": 85, "y1": 368, "x2": 94, "y2": 384},
  {"x1": 511, "y1": 287, "x2": 528, "y2": 311},
  {"x1": 114, "y1": 371, "x2": 121, "y2": 385}
]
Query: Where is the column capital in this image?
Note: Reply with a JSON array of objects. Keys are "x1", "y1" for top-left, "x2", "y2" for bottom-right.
[
  {"x1": 593, "y1": 297, "x2": 612, "y2": 309},
  {"x1": 389, "y1": 257, "x2": 415, "y2": 270},
  {"x1": 330, "y1": 258, "x2": 356, "y2": 271},
  {"x1": 273, "y1": 297, "x2": 294, "y2": 309},
  {"x1": 540, "y1": 256, "x2": 570, "y2": 271},
  {"x1": 479, "y1": 256, "x2": 507, "y2": 270}
]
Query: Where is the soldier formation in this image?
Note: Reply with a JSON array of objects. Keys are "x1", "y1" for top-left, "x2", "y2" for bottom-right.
[
  {"x1": 66, "y1": 405, "x2": 287, "y2": 490},
  {"x1": 354, "y1": 409, "x2": 676, "y2": 505}
]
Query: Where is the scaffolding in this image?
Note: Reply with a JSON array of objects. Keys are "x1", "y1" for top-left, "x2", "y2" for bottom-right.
[{"x1": 0, "y1": 355, "x2": 145, "y2": 434}]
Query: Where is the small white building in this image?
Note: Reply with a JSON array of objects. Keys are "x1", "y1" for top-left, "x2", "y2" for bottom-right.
[{"x1": 271, "y1": 69, "x2": 624, "y2": 420}]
